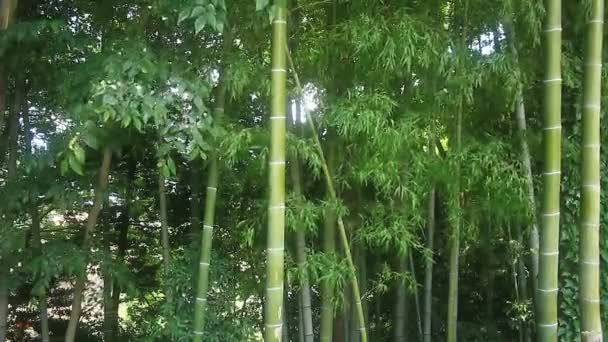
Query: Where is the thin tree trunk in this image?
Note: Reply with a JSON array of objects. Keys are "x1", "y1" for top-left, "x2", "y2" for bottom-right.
[
  {"x1": 505, "y1": 15, "x2": 538, "y2": 306},
  {"x1": 394, "y1": 255, "x2": 407, "y2": 342},
  {"x1": 158, "y1": 171, "x2": 172, "y2": 307},
  {"x1": 192, "y1": 28, "x2": 230, "y2": 340},
  {"x1": 515, "y1": 224, "x2": 532, "y2": 342},
  {"x1": 286, "y1": 46, "x2": 368, "y2": 342},
  {"x1": 23, "y1": 86, "x2": 50, "y2": 342},
  {"x1": 446, "y1": 100, "x2": 463, "y2": 342},
  {"x1": 65, "y1": 148, "x2": 113, "y2": 342},
  {"x1": 190, "y1": 160, "x2": 202, "y2": 241},
  {"x1": 423, "y1": 186, "x2": 435, "y2": 342},
  {"x1": 537, "y1": 0, "x2": 562, "y2": 340},
  {"x1": 290, "y1": 97, "x2": 314, "y2": 342},
  {"x1": 409, "y1": 250, "x2": 422, "y2": 339},
  {"x1": 282, "y1": 289, "x2": 290, "y2": 341},
  {"x1": 321, "y1": 141, "x2": 337, "y2": 342},
  {"x1": 298, "y1": 295, "x2": 305, "y2": 342},
  {"x1": 102, "y1": 197, "x2": 115, "y2": 341},
  {"x1": 264, "y1": 1, "x2": 288, "y2": 340},
  {"x1": 515, "y1": 96, "x2": 538, "y2": 302},
  {"x1": 579, "y1": 1, "x2": 604, "y2": 341},
  {"x1": 483, "y1": 224, "x2": 496, "y2": 338},
  {"x1": 32, "y1": 208, "x2": 50, "y2": 342},
  {"x1": 106, "y1": 158, "x2": 135, "y2": 340},
  {"x1": 0, "y1": 72, "x2": 22, "y2": 342}
]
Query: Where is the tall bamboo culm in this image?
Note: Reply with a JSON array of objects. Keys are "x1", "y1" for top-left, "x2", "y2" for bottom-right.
[
  {"x1": 320, "y1": 140, "x2": 336, "y2": 342},
  {"x1": 286, "y1": 46, "x2": 368, "y2": 342},
  {"x1": 537, "y1": 0, "x2": 562, "y2": 340},
  {"x1": 192, "y1": 34, "x2": 229, "y2": 339},
  {"x1": 290, "y1": 98, "x2": 314, "y2": 342},
  {"x1": 264, "y1": 1, "x2": 288, "y2": 341},
  {"x1": 579, "y1": 1, "x2": 604, "y2": 341}
]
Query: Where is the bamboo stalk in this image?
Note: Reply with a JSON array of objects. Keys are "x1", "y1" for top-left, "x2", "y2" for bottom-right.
[
  {"x1": 192, "y1": 40, "x2": 229, "y2": 339},
  {"x1": 537, "y1": 0, "x2": 562, "y2": 340},
  {"x1": 423, "y1": 185, "x2": 435, "y2": 342},
  {"x1": 286, "y1": 44, "x2": 368, "y2": 342},
  {"x1": 264, "y1": 2, "x2": 289, "y2": 340},
  {"x1": 579, "y1": 1, "x2": 604, "y2": 341}
]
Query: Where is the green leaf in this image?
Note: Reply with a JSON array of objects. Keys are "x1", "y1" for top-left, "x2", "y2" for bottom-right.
[
  {"x1": 102, "y1": 94, "x2": 117, "y2": 105},
  {"x1": 60, "y1": 158, "x2": 69, "y2": 175},
  {"x1": 133, "y1": 117, "x2": 143, "y2": 131},
  {"x1": 256, "y1": 0, "x2": 269, "y2": 11},
  {"x1": 191, "y1": 6, "x2": 206, "y2": 18},
  {"x1": 207, "y1": 13, "x2": 217, "y2": 31},
  {"x1": 167, "y1": 158, "x2": 177, "y2": 176},
  {"x1": 194, "y1": 96, "x2": 204, "y2": 111},
  {"x1": 83, "y1": 133, "x2": 99, "y2": 150},
  {"x1": 74, "y1": 145, "x2": 86, "y2": 164},
  {"x1": 268, "y1": 5, "x2": 278, "y2": 25},
  {"x1": 195, "y1": 16, "x2": 207, "y2": 34},
  {"x1": 177, "y1": 8, "x2": 191, "y2": 24},
  {"x1": 68, "y1": 155, "x2": 84, "y2": 176}
]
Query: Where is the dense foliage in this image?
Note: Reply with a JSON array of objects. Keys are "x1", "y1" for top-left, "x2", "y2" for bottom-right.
[{"x1": 0, "y1": 0, "x2": 606, "y2": 341}]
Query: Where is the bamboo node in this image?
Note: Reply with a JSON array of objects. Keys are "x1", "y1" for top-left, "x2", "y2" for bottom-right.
[
  {"x1": 542, "y1": 211, "x2": 560, "y2": 217},
  {"x1": 543, "y1": 125, "x2": 562, "y2": 130},
  {"x1": 581, "y1": 298, "x2": 601, "y2": 303},
  {"x1": 543, "y1": 27, "x2": 562, "y2": 32},
  {"x1": 581, "y1": 260, "x2": 600, "y2": 266}
]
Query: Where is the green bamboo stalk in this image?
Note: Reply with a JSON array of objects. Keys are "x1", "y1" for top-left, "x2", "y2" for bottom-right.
[
  {"x1": 537, "y1": 0, "x2": 562, "y2": 340},
  {"x1": 320, "y1": 141, "x2": 336, "y2": 342},
  {"x1": 158, "y1": 169, "x2": 172, "y2": 308},
  {"x1": 290, "y1": 98, "x2": 314, "y2": 342},
  {"x1": 393, "y1": 255, "x2": 407, "y2": 342},
  {"x1": 286, "y1": 45, "x2": 368, "y2": 342},
  {"x1": 192, "y1": 51, "x2": 228, "y2": 342},
  {"x1": 446, "y1": 99, "x2": 462, "y2": 342},
  {"x1": 264, "y1": 1, "x2": 288, "y2": 340},
  {"x1": 579, "y1": 1, "x2": 604, "y2": 341},
  {"x1": 423, "y1": 184, "x2": 435, "y2": 342}
]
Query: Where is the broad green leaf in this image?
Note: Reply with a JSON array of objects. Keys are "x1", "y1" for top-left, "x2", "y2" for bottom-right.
[
  {"x1": 191, "y1": 6, "x2": 206, "y2": 18},
  {"x1": 167, "y1": 158, "x2": 177, "y2": 176},
  {"x1": 195, "y1": 16, "x2": 207, "y2": 34},
  {"x1": 102, "y1": 94, "x2": 117, "y2": 105},
  {"x1": 68, "y1": 155, "x2": 84, "y2": 176},
  {"x1": 256, "y1": 0, "x2": 269, "y2": 11},
  {"x1": 74, "y1": 145, "x2": 86, "y2": 164},
  {"x1": 177, "y1": 8, "x2": 191, "y2": 24}
]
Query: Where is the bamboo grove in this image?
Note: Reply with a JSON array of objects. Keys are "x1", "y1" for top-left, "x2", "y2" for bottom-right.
[{"x1": 0, "y1": 0, "x2": 607, "y2": 341}]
